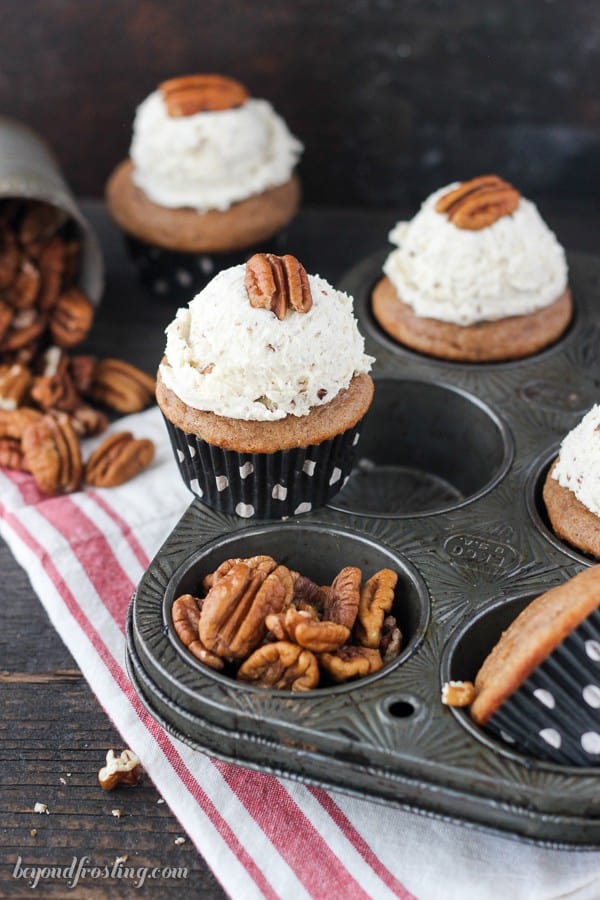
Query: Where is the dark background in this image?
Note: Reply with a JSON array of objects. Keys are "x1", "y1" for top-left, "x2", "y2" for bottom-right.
[{"x1": 1, "y1": 0, "x2": 599, "y2": 209}]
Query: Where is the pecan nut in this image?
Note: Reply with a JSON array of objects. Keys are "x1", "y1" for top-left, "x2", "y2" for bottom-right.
[
  {"x1": 0, "y1": 299, "x2": 13, "y2": 343},
  {"x1": 84, "y1": 431, "x2": 155, "y2": 487},
  {"x1": 323, "y1": 566, "x2": 361, "y2": 630},
  {"x1": 160, "y1": 74, "x2": 249, "y2": 116},
  {"x1": 19, "y1": 201, "x2": 66, "y2": 246},
  {"x1": 68, "y1": 404, "x2": 109, "y2": 438},
  {"x1": 199, "y1": 562, "x2": 293, "y2": 660},
  {"x1": 202, "y1": 554, "x2": 277, "y2": 592},
  {"x1": 0, "y1": 436, "x2": 28, "y2": 470},
  {"x1": 98, "y1": 748, "x2": 142, "y2": 790},
  {"x1": 0, "y1": 407, "x2": 42, "y2": 438},
  {"x1": 266, "y1": 606, "x2": 350, "y2": 653},
  {"x1": 5, "y1": 259, "x2": 41, "y2": 309},
  {"x1": 319, "y1": 645, "x2": 383, "y2": 683},
  {"x1": 264, "y1": 611, "x2": 288, "y2": 641},
  {"x1": 292, "y1": 573, "x2": 327, "y2": 613},
  {"x1": 441, "y1": 680, "x2": 476, "y2": 707},
  {"x1": 380, "y1": 614, "x2": 403, "y2": 663},
  {"x1": 1, "y1": 309, "x2": 46, "y2": 351},
  {"x1": 237, "y1": 641, "x2": 320, "y2": 691},
  {"x1": 435, "y1": 175, "x2": 520, "y2": 230},
  {"x1": 355, "y1": 568, "x2": 398, "y2": 649},
  {"x1": 31, "y1": 370, "x2": 80, "y2": 412},
  {"x1": 22, "y1": 413, "x2": 82, "y2": 495},
  {"x1": 245, "y1": 253, "x2": 313, "y2": 320},
  {"x1": 0, "y1": 227, "x2": 19, "y2": 289},
  {"x1": 89, "y1": 359, "x2": 156, "y2": 413},
  {"x1": 68, "y1": 354, "x2": 97, "y2": 394},
  {"x1": 171, "y1": 594, "x2": 223, "y2": 670},
  {"x1": 0, "y1": 363, "x2": 32, "y2": 410},
  {"x1": 37, "y1": 236, "x2": 66, "y2": 311},
  {"x1": 49, "y1": 288, "x2": 94, "y2": 347}
]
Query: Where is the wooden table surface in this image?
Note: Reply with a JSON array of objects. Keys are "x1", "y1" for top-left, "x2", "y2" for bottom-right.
[{"x1": 1, "y1": 199, "x2": 598, "y2": 897}]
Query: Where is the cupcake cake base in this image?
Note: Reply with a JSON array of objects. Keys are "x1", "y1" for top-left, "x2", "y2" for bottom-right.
[
  {"x1": 543, "y1": 459, "x2": 600, "y2": 560},
  {"x1": 371, "y1": 276, "x2": 573, "y2": 362},
  {"x1": 156, "y1": 371, "x2": 374, "y2": 518}
]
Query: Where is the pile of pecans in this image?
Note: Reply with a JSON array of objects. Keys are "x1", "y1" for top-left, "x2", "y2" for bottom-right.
[
  {"x1": 172, "y1": 555, "x2": 403, "y2": 691},
  {"x1": 0, "y1": 199, "x2": 156, "y2": 495}
]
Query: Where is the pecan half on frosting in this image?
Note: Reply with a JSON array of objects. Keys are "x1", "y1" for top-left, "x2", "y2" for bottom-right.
[
  {"x1": 245, "y1": 253, "x2": 313, "y2": 320},
  {"x1": 160, "y1": 74, "x2": 249, "y2": 116},
  {"x1": 435, "y1": 175, "x2": 520, "y2": 230}
]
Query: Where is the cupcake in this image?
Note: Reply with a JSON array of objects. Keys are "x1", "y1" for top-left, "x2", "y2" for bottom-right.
[
  {"x1": 106, "y1": 74, "x2": 303, "y2": 301},
  {"x1": 443, "y1": 565, "x2": 600, "y2": 765},
  {"x1": 543, "y1": 405, "x2": 600, "y2": 560},
  {"x1": 372, "y1": 175, "x2": 572, "y2": 362},
  {"x1": 156, "y1": 252, "x2": 374, "y2": 518}
]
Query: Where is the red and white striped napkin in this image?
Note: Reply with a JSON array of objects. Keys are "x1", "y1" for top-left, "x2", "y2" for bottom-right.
[{"x1": 1, "y1": 406, "x2": 599, "y2": 900}]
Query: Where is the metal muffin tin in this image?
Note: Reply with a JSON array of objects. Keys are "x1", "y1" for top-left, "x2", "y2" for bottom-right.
[{"x1": 128, "y1": 250, "x2": 600, "y2": 847}]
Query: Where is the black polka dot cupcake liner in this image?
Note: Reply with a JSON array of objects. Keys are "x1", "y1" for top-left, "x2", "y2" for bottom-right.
[
  {"x1": 486, "y1": 607, "x2": 600, "y2": 766},
  {"x1": 125, "y1": 233, "x2": 287, "y2": 304},
  {"x1": 161, "y1": 415, "x2": 363, "y2": 519}
]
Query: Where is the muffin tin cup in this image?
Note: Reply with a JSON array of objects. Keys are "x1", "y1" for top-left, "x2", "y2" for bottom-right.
[
  {"x1": 442, "y1": 592, "x2": 600, "y2": 767},
  {"x1": 125, "y1": 229, "x2": 288, "y2": 304},
  {"x1": 488, "y1": 608, "x2": 600, "y2": 765},
  {"x1": 0, "y1": 115, "x2": 104, "y2": 305},
  {"x1": 127, "y1": 250, "x2": 600, "y2": 846},
  {"x1": 161, "y1": 520, "x2": 430, "y2": 693},
  {"x1": 162, "y1": 413, "x2": 364, "y2": 519},
  {"x1": 329, "y1": 377, "x2": 514, "y2": 518}
]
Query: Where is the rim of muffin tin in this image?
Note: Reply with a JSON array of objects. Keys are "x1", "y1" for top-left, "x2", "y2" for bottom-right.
[
  {"x1": 328, "y1": 376, "x2": 515, "y2": 519},
  {"x1": 345, "y1": 248, "x2": 584, "y2": 370},
  {"x1": 161, "y1": 522, "x2": 431, "y2": 695},
  {"x1": 129, "y1": 568, "x2": 600, "y2": 846},
  {"x1": 127, "y1": 249, "x2": 600, "y2": 843},
  {"x1": 126, "y1": 609, "x2": 600, "y2": 850}
]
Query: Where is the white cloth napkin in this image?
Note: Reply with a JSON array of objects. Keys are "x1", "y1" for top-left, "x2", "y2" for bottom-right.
[{"x1": 1, "y1": 406, "x2": 599, "y2": 900}]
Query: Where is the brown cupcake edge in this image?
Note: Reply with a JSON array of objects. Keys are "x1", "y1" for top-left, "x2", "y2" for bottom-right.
[
  {"x1": 156, "y1": 369, "x2": 374, "y2": 454},
  {"x1": 543, "y1": 458, "x2": 600, "y2": 560},
  {"x1": 371, "y1": 275, "x2": 573, "y2": 362},
  {"x1": 105, "y1": 160, "x2": 301, "y2": 254}
]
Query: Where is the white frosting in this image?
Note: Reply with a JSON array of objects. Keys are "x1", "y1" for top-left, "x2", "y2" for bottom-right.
[
  {"x1": 552, "y1": 405, "x2": 600, "y2": 517},
  {"x1": 130, "y1": 91, "x2": 302, "y2": 212},
  {"x1": 383, "y1": 184, "x2": 568, "y2": 325},
  {"x1": 160, "y1": 265, "x2": 374, "y2": 422}
]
